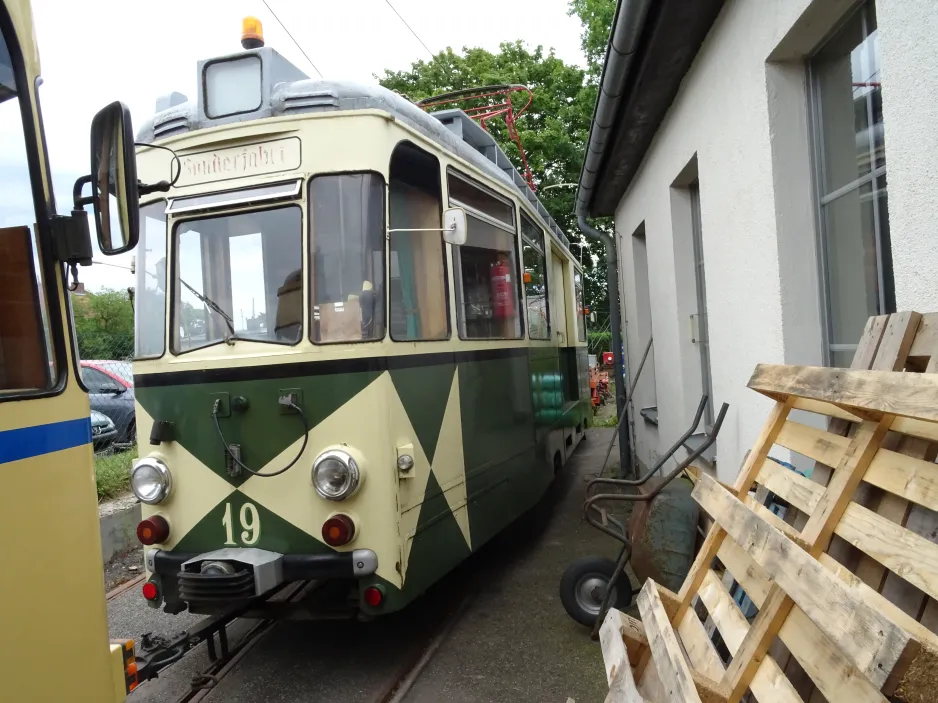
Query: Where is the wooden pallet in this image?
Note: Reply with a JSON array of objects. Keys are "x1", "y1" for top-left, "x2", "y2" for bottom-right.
[
  {"x1": 772, "y1": 312, "x2": 938, "y2": 700},
  {"x1": 598, "y1": 323, "x2": 938, "y2": 702}
]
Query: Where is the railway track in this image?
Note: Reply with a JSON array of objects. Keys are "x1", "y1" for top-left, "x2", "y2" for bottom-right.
[{"x1": 117, "y1": 576, "x2": 475, "y2": 703}]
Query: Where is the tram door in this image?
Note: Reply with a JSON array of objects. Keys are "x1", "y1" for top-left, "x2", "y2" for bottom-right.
[
  {"x1": 550, "y1": 251, "x2": 569, "y2": 345},
  {"x1": 1, "y1": 2, "x2": 129, "y2": 700}
]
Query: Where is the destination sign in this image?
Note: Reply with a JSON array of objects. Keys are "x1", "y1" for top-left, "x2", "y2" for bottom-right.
[{"x1": 175, "y1": 137, "x2": 301, "y2": 186}]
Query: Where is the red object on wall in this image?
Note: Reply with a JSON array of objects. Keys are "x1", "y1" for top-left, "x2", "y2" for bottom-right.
[
  {"x1": 602, "y1": 351, "x2": 614, "y2": 367},
  {"x1": 490, "y1": 259, "x2": 514, "y2": 319}
]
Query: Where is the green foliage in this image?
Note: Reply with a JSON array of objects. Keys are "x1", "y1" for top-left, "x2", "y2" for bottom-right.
[
  {"x1": 377, "y1": 0, "x2": 616, "y2": 315},
  {"x1": 588, "y1": 329, "x2": 611, "y2": 354},
  {"x1": 95, "y1": 448, "x2": 136, "y2": 500},
  {"x1": 379, "y1": 43, "x2": 592, "y2": 235},
  {"x1": 568, "y1": 0, "x2": 618, "y2": 77},
  {"x1": 73, "y1": 288, "x2": 134, "y2": 360}
]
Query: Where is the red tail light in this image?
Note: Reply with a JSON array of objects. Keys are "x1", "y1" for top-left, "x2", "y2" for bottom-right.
[
  {"x1": 363, "y1": 585, "x2": 384, "y2": 608},
  {"x1": 136, "y1": 515, "x2": 170, "y2": 545},
  {"x1": 321, "y1": 514, "x2": 355, "y2": 547},
  {"x1": 142, "y1": 581, "x2": 159, "y2": 601}
]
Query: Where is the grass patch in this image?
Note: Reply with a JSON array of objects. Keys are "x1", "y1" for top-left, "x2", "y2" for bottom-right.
[
  {"x1": 593, "y1": 414, "x2": 619, "y2": 428},
  {"x1": 95, "y1": 447, "x2": 136, "y2": 501}
]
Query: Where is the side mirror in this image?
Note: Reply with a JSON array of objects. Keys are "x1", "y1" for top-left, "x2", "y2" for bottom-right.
[
  {"x1": 90, "y1": 101, "x2": 139, "y2": 255},
  {"x1": 442, "y1": 207, "x2": 467, "y2": 246}
]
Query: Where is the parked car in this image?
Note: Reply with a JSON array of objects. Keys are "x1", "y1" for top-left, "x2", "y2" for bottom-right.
[
  {"x1": 91, "y1": 410, "x2": 117, "y2": 451},
  {"x1": 81, "y1": 360, "x2": 136, "y2": 446}
]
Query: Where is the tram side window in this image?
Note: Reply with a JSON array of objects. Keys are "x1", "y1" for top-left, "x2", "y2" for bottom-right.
[
  {"x1": 447, "y1": 172, "x2": 522, "y2": 340},
  {"x1": 0, "y1": 26, "x2": 54, "y2": 393},
  {"x1": 135, "y1": 202, "x2": 167, "y2": 358},
  {"x1": 309, "y1": 173, "x2": 386, "y2": 343},
  {"x1": 389, "y1": 143, "x2": 448, "y2": 341},
  {"x1": 574, "y1": 271, "x2": 587, "y2": 342},
  {"x1": 521, "y1": 214, "x2": 550, "y2": 340},
  {"x1": 173, "y1": 206, "x2": 303, "y2": 353}
]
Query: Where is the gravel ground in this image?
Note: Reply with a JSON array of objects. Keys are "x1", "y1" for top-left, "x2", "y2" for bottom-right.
[{"x1": 104, "y1": 547, "x2": 145, "y2": 592}]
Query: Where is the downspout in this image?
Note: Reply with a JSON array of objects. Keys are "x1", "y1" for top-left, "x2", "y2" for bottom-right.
[{"x1": 576, "y1": 0, "x2": 653, "y2": 477}]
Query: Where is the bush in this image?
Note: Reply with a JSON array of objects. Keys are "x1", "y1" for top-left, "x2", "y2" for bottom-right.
[
  {"x1": 95, "y1": 448, "x2": 136, "y2": 501},
  {"x1": 588, "y1": 330, "x2": 611, "y2": 355}
]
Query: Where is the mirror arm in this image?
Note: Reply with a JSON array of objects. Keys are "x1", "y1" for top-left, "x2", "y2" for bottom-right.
[
  {"x1": 72, "y1": 175, "x2": 93, "y2": 209},
  {"x1": 387, "y1": 226, "x2": 456, "y2": 233},
  {"x1": 138, "y1": 179, "x2": 171, "y2": 197}
]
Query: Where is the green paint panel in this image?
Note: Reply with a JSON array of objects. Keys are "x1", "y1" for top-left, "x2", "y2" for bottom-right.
[
  {"x1": 402, "y1": 470, "x2": 471, "y2": 599},
  {"x1": 173, "y1": 490, "x2": 332, "y2": 556},
  {"x1": 136, "y1": 370, "x2": 381, "y2": 487},
  {"x1": 458, "y1": 352, "x2": 541, "y2": 549},
  {"x1": 389, "y1": 361, "x2": 456, "y2": 464}
]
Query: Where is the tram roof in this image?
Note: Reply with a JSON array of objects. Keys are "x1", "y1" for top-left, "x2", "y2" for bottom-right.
[{"x1": 136, "y1": 46, "x2": 572, "y2": 252}]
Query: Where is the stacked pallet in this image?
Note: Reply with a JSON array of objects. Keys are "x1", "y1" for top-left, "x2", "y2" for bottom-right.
[{"x1": 598, "y1": 312, "x2": 938, "y2": 703}]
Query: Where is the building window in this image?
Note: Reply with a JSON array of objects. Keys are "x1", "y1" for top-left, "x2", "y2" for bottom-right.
[
  {"x1": 447, "y1": 171, "x2": 522, "y2": 340},
  {"x1": 689, "y1": 182, "x2": 713, "y2": 426},
  {"x1": 521, "y1": 213, "x2": 550, "y2": 340},
  {"x1": 632, "y1": 224, "x2": 658, "y2": 417},
  {"x1": 811, "y1": 0, "x2": 893, "y2": 367},
  {"x1": 388, "y1": 142, "x2": 449, "y2": 341}
]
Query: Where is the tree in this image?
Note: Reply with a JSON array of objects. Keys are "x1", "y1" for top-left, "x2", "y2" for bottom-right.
[
  {"x1": 568, "y1": 0, "x2": 618, "y2": 79},
  {"x1": 73, "y1": 288, "x2": 135, "y2": 360},
  {"x1": 378, "y1": 31, "x2": 615, "y2": 316},
  {"x1": 568, "y1": 0, "x2": 617, "y2": 327}
]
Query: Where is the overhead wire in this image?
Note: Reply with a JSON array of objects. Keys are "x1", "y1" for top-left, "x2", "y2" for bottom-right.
[
  {"x1": 383, "y1": 0, "x2": 434, "y2": 58},
  {"x1": 261, "y1": 0, "x2": 323, "y2": 78}
]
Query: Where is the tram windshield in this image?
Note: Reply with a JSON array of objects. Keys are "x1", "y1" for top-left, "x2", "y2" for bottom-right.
[{"x1": 172, "y1": 206, "x2": 303, "y2": 352}]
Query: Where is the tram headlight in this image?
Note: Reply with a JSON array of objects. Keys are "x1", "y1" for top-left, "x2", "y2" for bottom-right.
[
  {"x1": 311, "y1": 449, "x2": 361, "y2": 501},
  {"x1": 131, "y1": 458, "x2": 173, "y2": 505}
]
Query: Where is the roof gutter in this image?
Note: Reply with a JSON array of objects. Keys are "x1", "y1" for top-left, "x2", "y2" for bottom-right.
[
  {"x1": 576, "y1": 0, "x2": 654, "y2": 221},
  {"x1": 576, "y1": 0, "x2": 653, "y2": 476}
]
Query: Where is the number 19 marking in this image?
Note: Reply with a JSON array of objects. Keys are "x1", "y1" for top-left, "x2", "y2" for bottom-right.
[{"x1": 222, "y1": 502, "x2": 261, "y2": 546}]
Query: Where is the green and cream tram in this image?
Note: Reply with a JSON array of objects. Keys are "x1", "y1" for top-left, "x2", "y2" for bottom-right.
[{"x1": 130, "y1": 23, "x2": 591, "y2": 617}]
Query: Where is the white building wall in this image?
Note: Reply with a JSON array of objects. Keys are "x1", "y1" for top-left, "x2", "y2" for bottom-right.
[
  {"x1": 878, "y1": 0, "x2": 938, "y2": 312},
  {"x1": 613, "y1": 0, "x2": 937, "y2": 481}
]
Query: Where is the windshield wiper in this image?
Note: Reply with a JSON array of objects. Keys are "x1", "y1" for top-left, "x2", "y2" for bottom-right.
[{"x1": 179, "y1": 278, "x2": 237, "y2": 340}]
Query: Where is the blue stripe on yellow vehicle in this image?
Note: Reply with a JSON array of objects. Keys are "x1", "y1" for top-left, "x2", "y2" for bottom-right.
[{"x1": 0, "y1": 417, "x2": 92, "y2": 465}]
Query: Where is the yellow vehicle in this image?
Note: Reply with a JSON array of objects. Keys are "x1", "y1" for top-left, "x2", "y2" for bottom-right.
[
  {"x1": 129, "y1": 22, "x2": 591, "y2": 620},
  {"x1": 1, "y1": 1, "x2": 154, "y2": 699}
]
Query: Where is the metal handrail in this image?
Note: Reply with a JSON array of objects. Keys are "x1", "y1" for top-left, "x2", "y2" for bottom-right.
[
  {"x1": 583, "y1": 399, "x2": 728, "y2": 541},
  {"x1": 589, "y1": 394, "x2": 708, "y2": 494},
  {"x1": 580, "y1": 397, "x2": 728, "y2": 638}
]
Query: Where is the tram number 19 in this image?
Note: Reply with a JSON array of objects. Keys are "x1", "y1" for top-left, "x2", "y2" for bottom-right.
[{"x1": 222, "y1": 502, "x2": 261, "y2": 546}]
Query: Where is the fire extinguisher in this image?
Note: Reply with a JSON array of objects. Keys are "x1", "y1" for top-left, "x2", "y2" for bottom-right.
[{"x1": 490, "y1": 257, "x2": 514, "y2": 319}]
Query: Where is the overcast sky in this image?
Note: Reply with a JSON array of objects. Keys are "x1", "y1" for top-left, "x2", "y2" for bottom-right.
[{"x1": 10, "y1": 0, "x2": 585, "y2": 292}]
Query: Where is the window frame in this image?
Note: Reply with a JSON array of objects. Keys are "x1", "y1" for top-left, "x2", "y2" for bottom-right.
[
  {"x1": 169, "y1": 202, "x2": 305, "y2": 355},
  {"x1": 808, "y1": 0, "x2": 895, "y2": 366},
  {"x1": 307, "y1": 169, "x2": 388, "y2": 346},
  {"x1": 202, "y1": 54, "x2": 263, "y2": 119},
  {"x1": 0, "y1": 5, "x2": 68, "y2": 402},
  {"x1": 134, "y1": 199, "x2": 168, "y2": 360},
  {"x1": 573, "y1": 268, "x2": 587, "y2": 343},
  {"x1": 388, "y1": 141, "x2": 451, "y2": 343},
  {"x1": 446, "y1": 167, "x2": 525, "y2": 341},
  {"x1": 520, "y1": 210, "x2": 551, "y2": 341}
]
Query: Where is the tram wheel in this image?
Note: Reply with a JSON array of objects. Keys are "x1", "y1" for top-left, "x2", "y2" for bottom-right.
[{"x1": 560, "y1": 555, "x2": 632, "y2": 627}]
